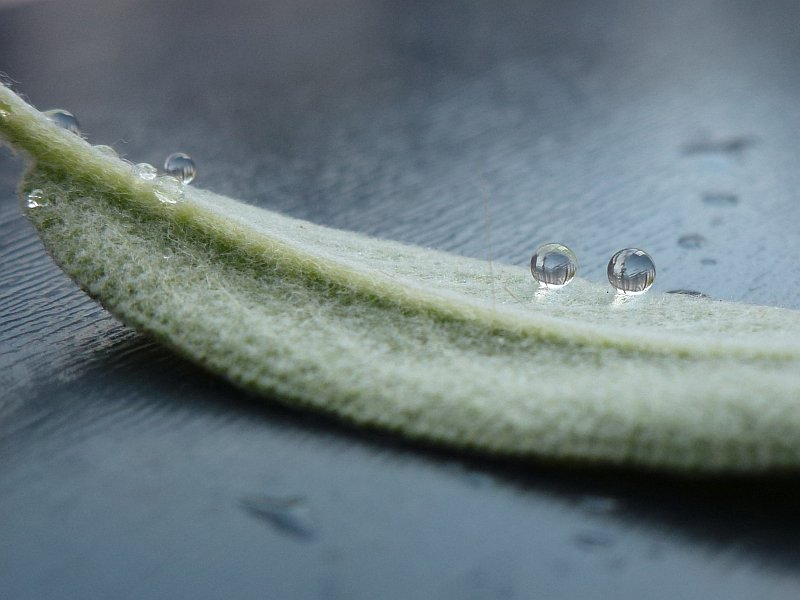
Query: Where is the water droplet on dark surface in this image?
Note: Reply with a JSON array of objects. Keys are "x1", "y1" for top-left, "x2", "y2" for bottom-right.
[
  {"x1": 682, "y1": 136, "x2": 756, "y2": 156},
  {"x1": 462, "y1": 472, "x2": 494, "y2": 488},
  {"x1": 702, "y1": 192, "x2": 739, "y2": 207},
  {"x1": 573, "y1": 530, "x2": 618, "y2": 551},
  {"x1": 677, "y1": 233, "x2": 706, "y2": 249},
  {"x1": 607, "y1": 248, "x2": 655, "y2": 294},
  {"x1": 44, "y1": 108, "x2": 80, "y2": 135},
  {"x1": 577, "y1": 496, "x2": 619, "y2": 515},
  {"x1": 240, "y1": 495, "x2": 316, "y2": 539},
  {"x1": 530, "y1": 243, "x2": 577, "y2": 288}
]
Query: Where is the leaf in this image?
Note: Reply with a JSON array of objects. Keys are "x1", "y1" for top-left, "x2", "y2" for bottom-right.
[{"x1": 2, "y1": 84, "x2": 800, "y2": 473}]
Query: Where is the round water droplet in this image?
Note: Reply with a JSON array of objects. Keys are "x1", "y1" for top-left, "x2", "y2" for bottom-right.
[
  {"x1": 26, "y1": 189, "x2": 45, "y2": 209},
  {"x1": 44, "y1": 109, "x2": 80, "y2": 135},
  {"x1": 677, "y1": 233, "x2": 706, "y2": 249},
  {"x1": 607, "y1": 248, "x2": 655, "y2": 294},
  {"x1": 164, "y1": 152, "x2": 196, "y2": 184},
  {"x1": 134, "y1": 163, "x2": 158, "y2": 181},
  {"x1": 94, "y1": 144, "x2": 118, "y2": 158},
  {"x1": 530, "y1": 243, "x2": 577, "y2": 288}
]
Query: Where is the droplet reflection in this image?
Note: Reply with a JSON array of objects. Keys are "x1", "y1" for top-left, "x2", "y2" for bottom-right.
[
  {"x1": 530, "y1": 243, "x2": 577, "y2": 288},
  {"x1": 607, "y1": 248, "x2": 656, "y2": 294},
  {"x1": 26, "y1": 189, "x2": 45, "y2": 209},
  {"x1": 164, "y1": 152, "x2": 196, "y2": 184}
]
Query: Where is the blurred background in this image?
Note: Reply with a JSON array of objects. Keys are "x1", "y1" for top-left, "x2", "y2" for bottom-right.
[{"x1": 2, "y1": 1, "x2": 800, "y2": 598}]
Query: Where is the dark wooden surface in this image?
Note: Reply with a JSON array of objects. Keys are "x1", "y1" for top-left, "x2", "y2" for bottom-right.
[{"x1": 3, "y1": 0, "x2": 800, "y2": 598}]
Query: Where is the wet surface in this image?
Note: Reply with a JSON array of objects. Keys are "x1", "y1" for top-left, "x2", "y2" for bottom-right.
[{"x1": 2, "y1": 0, "x2": 800, "y2": 598}]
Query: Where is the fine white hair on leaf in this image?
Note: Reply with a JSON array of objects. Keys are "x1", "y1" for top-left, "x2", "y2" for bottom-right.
[{"x1": 3, "y1": 82, "x2": 800, "y2": 474}]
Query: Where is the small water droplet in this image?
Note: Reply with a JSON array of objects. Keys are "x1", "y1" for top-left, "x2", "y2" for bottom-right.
[
  {"x1": 682, "y1": 136, "x2": 756, "y2": 156},
  {"x1": 677, "y1": 233, "x2": 706, "y2": 249},
  {"x1": 702, "y1": 192, "x2": 738, "y2": 207},
  {"x1": 164, "y1": 152, "x2": 196, "y2": 184},
  {"x1": 573, "y1": 530, "x2": 617, "y2": 551},
  {"x1": 93, "y1": 144, "x2": 118, "y2": 158},
  {"x1": 462, "y1": 472, "x2": 494, "y2": 488},
  {"x1": 577, "y1": 496, "x2": 619, "y2": 515},
  {"x1": 607, "y1": 248, "x2": 655, "y2": 294},
  {"x1": 154, "y1": 176, "x2": 182, "y2": 204},
  {"x1": 44, "y1": 109, "x2": 80, "y2": 135},
  {"x1": 530, "y1": 243, "x2": 577, "y2": 288},
  {"x1": 240, "y1": 495, "x2": 316, "y2": 539},
  {"x1": 701, "y1": 257, "x2": 717, "y2": 266},
  {"x1": 26, "y1": 189, "x2": 45, "y2": 208},
  {"x1": 134, "y1": 163, "x2": 158, "y2": 181}
]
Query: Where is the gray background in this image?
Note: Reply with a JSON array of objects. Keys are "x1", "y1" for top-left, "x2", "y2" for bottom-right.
[{"x1": 2, "y1": 0, "x2": 800, "y2": 598}]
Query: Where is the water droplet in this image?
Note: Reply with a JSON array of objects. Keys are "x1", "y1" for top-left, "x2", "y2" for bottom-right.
[
  {"x1": 573, "y1": 530, "x2": 617, "y2": 551},
  {"x1": 677, "y1": 233, "x2": 706, "y2": 249},
  {"x1": 682, "y1": 136, "x2": 756, "y2": 156},
  {"x1": 0, "y1": 100, "x2": 10, "y2": 118},
  {"x1": 44, "y1": 109, "x2": 80, "y2": 135},
  {"x1": 26, "y1": 189, "x2": 45, "y2": 209},
  {"x1": 134, "y1": 163, "x2": 158, "y2": 181},
  {"x1": 239, "y1": 495, "x2": 316, "y2": 539},
  {"x1": 607, "y1": 248, "x2": 655, "y2": 294},
  {"x1": 462, "y1": 472, "x2": 494, "y2": 488},
  {"x1": 153, "y1": 175, "x2": 182, "y2": 204},
  {"x1": 94, "y1": 144, "x2": 118, "y2": 158},
  {"x1": 577, "y1": 496, "x2": 619, "y2": 515},
  {"x1": 164, "y1": 152, "x2": 196, "y2": 184},
  {"x1": 530, "y1": 243, "x2": 577, "y2": 288},
  {"x1": 702, "y1": 192, "x2": 738, "y2": 207}
]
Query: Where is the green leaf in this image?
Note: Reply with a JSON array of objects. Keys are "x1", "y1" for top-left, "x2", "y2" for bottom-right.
[{"x1": 2, "y1": 84, "x2": 800, "y2": 473}]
